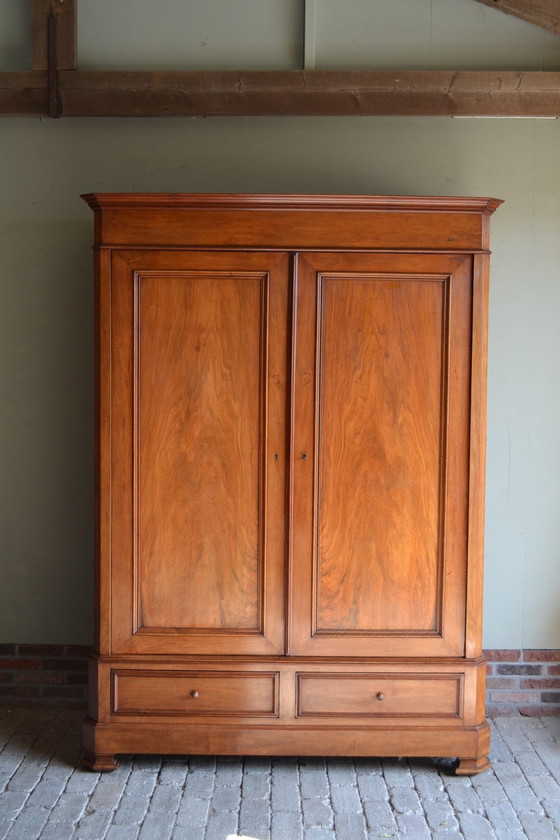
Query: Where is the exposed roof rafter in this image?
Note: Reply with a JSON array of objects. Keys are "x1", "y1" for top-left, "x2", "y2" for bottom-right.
[
  {"x1": 471, "y1": 0, "x2": 560, "y2": 36},
  {"x1": 1, "y1": 2, "x2": 559, "y2": 118},
  {"x1": 2, "y1": 69, "x2": 560, "y2": 118}
]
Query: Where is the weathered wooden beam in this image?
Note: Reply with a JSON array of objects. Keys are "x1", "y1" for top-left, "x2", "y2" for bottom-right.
[
  {"x1": 0, "y1": 72, "x2": 47, "y2": 116},
  {"x1": 31, "y1": 0, "x2": 77, "y2": 72},
  {"x1": 471, "y1": 0, "x2": 560, "y2": 36},
  {"x1": 55, "y1": 70, "x2": 560, "y2": 117},
  {"x1": 1, "y1": 70, "x2": 560, "y2": 118}
]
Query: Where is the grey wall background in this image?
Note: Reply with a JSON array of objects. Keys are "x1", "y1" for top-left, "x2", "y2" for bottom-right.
[{"x1": 1, "y1": 0, "x2": 560, "y2": 650}]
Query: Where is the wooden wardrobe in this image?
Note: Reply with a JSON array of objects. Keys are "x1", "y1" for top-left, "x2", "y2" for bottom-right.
[{"x1": 82, "y1": 193, "x2": 501, "y2": 774}]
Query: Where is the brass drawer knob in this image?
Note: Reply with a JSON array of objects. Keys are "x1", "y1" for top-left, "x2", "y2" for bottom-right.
[
  {"x1": 376, "y1": 692, "x2": 385, "y2": 701},
  {"x1": 190, "y1": 690, "x2": 199, "y2": 699}
]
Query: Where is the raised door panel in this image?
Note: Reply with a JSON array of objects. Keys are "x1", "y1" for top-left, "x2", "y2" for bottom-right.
[
  {"x1": 290, "y1": 252, "x2": 473, "y2": 657},
  {"x1": 106, "y1": 250, "x2": 289, "y2": 655}
]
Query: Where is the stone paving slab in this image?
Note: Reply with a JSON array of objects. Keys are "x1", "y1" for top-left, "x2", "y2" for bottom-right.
[{"x1": 0, "y1": 709, "x2": 559, "y2": 839}]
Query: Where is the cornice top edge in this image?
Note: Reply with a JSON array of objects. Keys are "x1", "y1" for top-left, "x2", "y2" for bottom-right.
[{"x1": 81, "y1": 193, "x2": 503, "y2": 215}]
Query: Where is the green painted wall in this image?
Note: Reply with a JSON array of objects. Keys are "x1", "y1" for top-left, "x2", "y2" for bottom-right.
[{"x1": 0, "y1": 1, "x2": 559, "y2": 649}]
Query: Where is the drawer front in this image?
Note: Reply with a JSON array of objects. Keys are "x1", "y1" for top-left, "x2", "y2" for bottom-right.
[
  {"x1": 297, "y1": 673, "x2": 462, "y2": 718},
  {"x1": 113, "y1": 670, "x2": 279, "y2": 717}
]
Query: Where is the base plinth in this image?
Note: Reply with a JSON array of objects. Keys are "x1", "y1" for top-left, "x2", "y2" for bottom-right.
[
  {"x1": 82, "y1": 751, "x2": 120, "y2": 772},
  {"x1": 455, "y1": 755, "x2": 491, "y2": 775}
]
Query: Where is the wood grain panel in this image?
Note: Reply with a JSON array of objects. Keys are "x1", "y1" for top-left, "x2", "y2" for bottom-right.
[
  {"x1": 137, "y1": 271, "x2": 265, "y2": 631},
  {"x1": 89, "y1": 206, "x2": 485, "y2": 252},
  {"x1": 316, "y1": 273, "x2": 447, "y2": 633}
]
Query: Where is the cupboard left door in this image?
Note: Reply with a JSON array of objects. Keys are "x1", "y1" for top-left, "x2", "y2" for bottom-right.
[{"x1": 98, "y1": 249, "x2": 290, "y2": 656}]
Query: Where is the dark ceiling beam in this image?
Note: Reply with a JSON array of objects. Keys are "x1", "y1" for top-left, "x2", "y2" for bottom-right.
[
  {"x1": 471, "y1": 0, "x2": 560, "y2": 36},
  {"x1": 1, "y1": 70, "x2": 560, "y2": 118},
  {"x1": 0, "y1": 72, "x2": 48, "y2": 116},
  {"x1": 4, "y1": 4, "x2": 560, "y2": 119}
]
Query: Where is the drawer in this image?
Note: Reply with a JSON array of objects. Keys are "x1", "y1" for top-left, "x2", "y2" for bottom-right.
[
  {"x1": 112, "y1": 670, "x2": 279, "y2": 717},
  {"x1": 297, "y1": 673, "x2": 462, "y2": 718}
]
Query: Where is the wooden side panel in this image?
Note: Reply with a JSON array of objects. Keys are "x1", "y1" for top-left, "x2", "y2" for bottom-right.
[
  {"x1": 109, "y1": 250, "x2": 289, "y2": 656},
  {"x1": 465, "y1": 253, "x2": 491, "y2": 658},
  {"x1": 290, "y1": 253, "x2": 473, "y2": 658},
  {"x1": 94, "y1": 248, "x2": 112, "y2": 655}
]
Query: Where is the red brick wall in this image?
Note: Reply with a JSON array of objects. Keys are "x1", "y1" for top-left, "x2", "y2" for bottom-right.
[
  {"x1": 0, "y1": 644, "x2": 88, "y2": 708},
  {"x1": 1, "y1": 645, "x2": 559, "y2": 715},
  {"x1": 485, "y1": 649, "x2": 560, "y2": 715}
]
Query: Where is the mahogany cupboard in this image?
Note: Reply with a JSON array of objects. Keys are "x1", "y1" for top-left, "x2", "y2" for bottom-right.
[{"x1": 82, "y1": 193, "x2": 501, "y2": 774}]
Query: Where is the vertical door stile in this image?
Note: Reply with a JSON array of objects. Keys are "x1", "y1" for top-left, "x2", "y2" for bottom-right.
[
  {"x1": 263, "y1": 251, "x2": 292, "y2": 655},
  {"x1": 311, "y1": 268, "x2": 323, "y2": 643},
  {"x1": 436, "y1": 270, "x2": 451, "y2": 647},
  {"x1": 289, "y1": 253, "x2": 322, "y2": 655},
  {"x1": 132, "y1": 268, "x2": 140, "y2": 637},
  {"x1": 258, "y1": 267, "x2": 268, "y2": 645},
  {"x1": 286, "y1": 252, "x2": 298, "y2": 657}
]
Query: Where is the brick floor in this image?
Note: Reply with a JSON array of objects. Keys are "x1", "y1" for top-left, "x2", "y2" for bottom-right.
[{"x1": 0, "y1": 709, "x2": 559, "y2": 839}]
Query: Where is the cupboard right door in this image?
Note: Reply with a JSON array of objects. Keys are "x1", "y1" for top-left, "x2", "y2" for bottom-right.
[{"x1": 289, "y1": 252, "x2": 475, "y2": 658}]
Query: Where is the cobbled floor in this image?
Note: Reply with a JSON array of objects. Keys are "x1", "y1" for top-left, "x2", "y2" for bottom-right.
[{"x1": 0, "y1": 709, "x2": 559, "y2": 840}]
